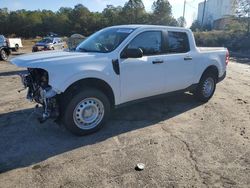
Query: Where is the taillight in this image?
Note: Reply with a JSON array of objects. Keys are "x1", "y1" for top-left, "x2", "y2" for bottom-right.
[{"x1": 225, "y1": 50, "x2": 229, "y2": 65}]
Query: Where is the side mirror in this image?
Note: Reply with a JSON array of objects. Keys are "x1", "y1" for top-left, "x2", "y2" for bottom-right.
[
  {"x1": 121, "y1": 48, "x2": 143, "y2": 59},
  {"x1": 53, "y1": 41, "x2": 56, "y2": 44}
]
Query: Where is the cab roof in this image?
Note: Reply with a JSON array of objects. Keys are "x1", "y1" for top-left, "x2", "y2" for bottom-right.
[{"x1": 108, "y1": 24, "x2": 191, "y2": 32}]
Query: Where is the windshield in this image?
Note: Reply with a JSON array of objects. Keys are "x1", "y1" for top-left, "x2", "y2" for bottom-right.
[
  {"x1": 39, "y1": 37, "x2": 53, "y2": 43},
  {"x1": 76, "y1": 27, "x2": 135, "y2": 53}
]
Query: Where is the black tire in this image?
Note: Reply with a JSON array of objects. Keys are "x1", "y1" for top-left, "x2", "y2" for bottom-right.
[
  {"x1": 32, "y1": 46, "x2": 38, "y2": 52},
  {"x1": 14, "y1": 44, "x2": 19, "y2": 52},
  {"x1": 62, "y1": 88, "x2": 110, "y2": 136},
  {"x1": 195, "y1": 72, "x2": 217, "y2": 102},
  {"x1": 0, "y1": 49, "x2": 8, "y2": 61}
]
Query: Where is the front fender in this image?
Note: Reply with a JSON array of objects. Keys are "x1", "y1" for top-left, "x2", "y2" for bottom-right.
[
  {"x1": 57, "y1": 70, "x2": 113, "y2": 92},
  {"x1": 48, "y1": 69, "x2": 120, "y2": 105}
]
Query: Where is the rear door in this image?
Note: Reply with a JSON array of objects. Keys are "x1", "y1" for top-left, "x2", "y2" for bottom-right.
[
  {"x1": 119, "y1": 30, "x2": 166, "y2": 103},
  {"x1": 57, "y1": 38, "x2": 64, "y2": 49},
  {"x1": 53, "y1": 38, "x2": 61, "y2": 49},
  {"x1": 163, "y1": 30, "x2": 195, "y2": 92}
]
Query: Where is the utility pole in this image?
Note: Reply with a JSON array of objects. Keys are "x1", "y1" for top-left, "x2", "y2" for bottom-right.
[
  {"x1": 183, "y1": 0, "x2": 186, "y2": 19},
  {"x1": 201, "y1": 0, "x2": 207, "y2": 29},
  {"x1": 182, "y1": 0, "x2": 186, "y2": 27},
  {"x1": 248, "y1": 12, "x2": 249, "y2": 34}
]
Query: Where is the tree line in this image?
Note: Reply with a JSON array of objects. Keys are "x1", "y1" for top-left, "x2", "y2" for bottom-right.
[{"x1": 0, "y1": 0, "x2": 185, "y2": 38}]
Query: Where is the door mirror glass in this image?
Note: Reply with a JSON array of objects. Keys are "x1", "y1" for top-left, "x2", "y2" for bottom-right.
[{"x1": 121, "y1": 48, "x2": 143, "y2": 59}]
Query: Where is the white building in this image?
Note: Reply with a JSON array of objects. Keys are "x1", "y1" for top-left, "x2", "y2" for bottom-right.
[{"x1": 197, "y1": 0, "x2": 236, "y2": 26}]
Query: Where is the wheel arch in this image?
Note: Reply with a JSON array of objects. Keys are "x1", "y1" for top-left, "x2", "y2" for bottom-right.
[
  {"x1": 199, "y1": 65, "x2": 219, "y2": 82},
  {"x1": 62, "y1": 78, "x2": 115, "y2": 108},
  {"x1": 0, "y1": 47, "x2": 10, "y2": 54}
]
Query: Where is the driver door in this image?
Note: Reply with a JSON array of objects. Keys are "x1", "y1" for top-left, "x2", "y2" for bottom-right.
[
  {"x1": 119, "y1": 31, "x2": 166, "y2": 103},
  {"x1": 53, "y1": 38, "x2": 60, "y2": 50}
]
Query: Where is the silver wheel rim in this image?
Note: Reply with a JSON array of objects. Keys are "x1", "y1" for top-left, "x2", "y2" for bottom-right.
[
  {"x1": 1, "y1": 50, "x2": 7, "y2": 60},
  {"x1": 73, "y1": 97, "x2": 104, "y2": 130},
  {"x1": 202, "y1": 77, "x2": 215, "y2": 98}
]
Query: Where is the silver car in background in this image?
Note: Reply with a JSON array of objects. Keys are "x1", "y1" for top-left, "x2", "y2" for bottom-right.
[{"x1": 32, "y1": 37, "x2": 64, "y2": 52}]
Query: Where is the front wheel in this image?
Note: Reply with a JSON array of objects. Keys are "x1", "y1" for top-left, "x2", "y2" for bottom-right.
[
  {"x1": 62, "y1": 88, "x2": 110, "y2": 136},
  {"x1": 0, "y1": 49, "x2": 8, "y2": 61},
  {"x1": 195, "y1": 72, "x2": 217, "y2": 102}
]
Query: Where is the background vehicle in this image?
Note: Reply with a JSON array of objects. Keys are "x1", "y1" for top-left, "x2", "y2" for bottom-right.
[
  {"x1": 11, "y1": 25, "x2": 228, "y2": 135},
  {"x1": 32, "y1": 37, "x2": 64, "y2": 52},
  {"x1": 0, "y1": 35, "x2": 11, "y2": 61},
  {"x1": 7, "y1": 38, "x2": 23, "y2": 52}
]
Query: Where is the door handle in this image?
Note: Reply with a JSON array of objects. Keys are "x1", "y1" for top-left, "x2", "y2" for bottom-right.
[
  {"x1": 184, "y1": 56, "x2": 192, "y2": 61},
  {"x1": 152, "y1": 60, "x2": 164, "y2": 64}
]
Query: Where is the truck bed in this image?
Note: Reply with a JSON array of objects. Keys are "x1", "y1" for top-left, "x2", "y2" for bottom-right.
[{"x1": 198, "y1": 47, "x2": 227, "y2": 52}]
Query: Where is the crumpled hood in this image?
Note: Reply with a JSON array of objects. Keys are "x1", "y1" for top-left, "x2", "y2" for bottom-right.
[{"x1": 10, "y1": 50, "x2": 106, "y2": 68}]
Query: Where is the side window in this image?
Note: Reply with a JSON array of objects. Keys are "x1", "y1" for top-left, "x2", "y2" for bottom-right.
[
  {"x1": 127, "y1": 31, "x2": 162, "y2": 56},
  {"x1": 167, "y1": 31, "x2": 190, "y2": 53}
]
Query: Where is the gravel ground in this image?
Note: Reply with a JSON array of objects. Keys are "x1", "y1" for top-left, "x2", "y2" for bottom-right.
[{"x1": 0, "y1": 49, "x2": 249, "y2": 188}]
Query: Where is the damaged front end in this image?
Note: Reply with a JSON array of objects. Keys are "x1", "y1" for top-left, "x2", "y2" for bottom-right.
[{"x1": 20, "y1": 68, "x2": 59, "y2": 123}]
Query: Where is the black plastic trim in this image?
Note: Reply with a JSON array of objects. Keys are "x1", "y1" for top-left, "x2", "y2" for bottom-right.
[{"x1": 112, "y1": 59, "x2": 120, "y2": 75}]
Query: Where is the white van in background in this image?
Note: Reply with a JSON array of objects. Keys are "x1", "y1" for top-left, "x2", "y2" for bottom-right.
[{"x1": 7, "y1": 38, "x2": 23, "y2": 51}]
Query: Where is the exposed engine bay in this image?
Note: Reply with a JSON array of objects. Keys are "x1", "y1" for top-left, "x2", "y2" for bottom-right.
[{"x1": 20, "y1": 68, "x2": 59, "y2": 122}]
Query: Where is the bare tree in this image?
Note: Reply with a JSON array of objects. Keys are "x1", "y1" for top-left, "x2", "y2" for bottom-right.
[
  {"x1": 177, "y1": 16, "x2": 186, "y2": 27},
  {"x1": 235, "y1": 0, "x2": 250, "y2": 33}
]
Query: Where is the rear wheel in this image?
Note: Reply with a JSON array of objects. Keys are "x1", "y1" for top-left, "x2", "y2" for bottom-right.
[
  {"x1": 195, "y1": 72, "x2": 217, "y2": 102},
  {"x1": 62, "y1": 88, "x2": 110, "y2": 136},
  {"x1": 14, "y1": 44, "x2": 19, "y2": 52},
  {"x1": 32, "y1": 46, "x2": 38, "y2": 52},
  {"x1": 0, "y1": 49, "x2": 8, "y2": 61}
]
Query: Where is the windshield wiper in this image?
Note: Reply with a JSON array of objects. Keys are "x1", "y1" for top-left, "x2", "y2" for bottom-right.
[
  {"x1": 78, "y1": 47, "x2": 89, "y2": 52},
  {"x1": 77, "y1": 48, "x2": 104, "y2": 53}
]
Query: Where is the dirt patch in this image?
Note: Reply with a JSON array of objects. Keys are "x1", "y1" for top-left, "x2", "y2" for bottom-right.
[{"x1": 0, "y1": 49, "x2": 249, "y2": 187}]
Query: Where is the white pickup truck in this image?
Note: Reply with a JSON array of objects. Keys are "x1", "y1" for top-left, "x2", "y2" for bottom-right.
[{"x1": 11, "y1": 25, "x2": 228, "y2": 135}]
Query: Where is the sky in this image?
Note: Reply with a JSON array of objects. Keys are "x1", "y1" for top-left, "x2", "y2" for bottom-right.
[{"x1": 0, "y1": 0, "x2": 204, "y2": 27}]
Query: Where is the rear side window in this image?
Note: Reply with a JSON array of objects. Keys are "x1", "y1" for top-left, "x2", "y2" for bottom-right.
[{"x1": 167, "y1": 31, "x2": 190, "y2": 53}]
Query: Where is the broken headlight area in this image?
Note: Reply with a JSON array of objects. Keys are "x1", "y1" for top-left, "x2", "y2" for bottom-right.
[{"x1": 19, "y1": 68, "x2": 59, "y2": 122}]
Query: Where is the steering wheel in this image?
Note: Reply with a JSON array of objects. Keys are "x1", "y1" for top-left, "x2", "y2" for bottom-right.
[{"x1": 95, "y1": 43, "x2": 109, "y2": 52}]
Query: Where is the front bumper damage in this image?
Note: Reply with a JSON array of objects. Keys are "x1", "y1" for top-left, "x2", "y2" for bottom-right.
[
  {"x1": 19, "y1": 69, "x2": 59, "y2": 123},
  {"x1": 37, "y1": 87, "x2": 58, "y2": 122}
]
